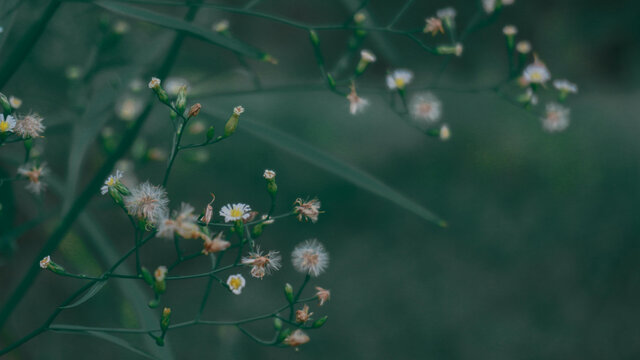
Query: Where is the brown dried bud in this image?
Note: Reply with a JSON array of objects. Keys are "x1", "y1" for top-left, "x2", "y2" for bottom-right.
[{"x1": 187, "y1": 103, "x2": 202, "y2": 118}]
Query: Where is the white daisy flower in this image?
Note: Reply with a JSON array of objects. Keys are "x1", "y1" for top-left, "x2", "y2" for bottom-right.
[
  {"x1": 503, "y1": 25, "x2": 517, "y2": 36},
  {"x1": 542, "y1": 103, "x2": 570, "y2": 132},
  {"x1": 123, "y1": 182, "x2": 169, "y2": 226},
  {"x1": 0, "y1": 114, "x2": 16, "y2": 133},
  {"x1": 219, "y1": 203, "x2": 251, "y2": 223},
  {"x1": 148, "y1": 77, "x2": 161, "y2": 89},
  {"x1": 553, "y1": 79, "x2": 578, "y2": 94},
  {"x1": 14, "y1": 113, "x2": 45, "y2": 138},
  {"x1": 101, "y1": 170, "x2": 123, "y2": 195},
  {"x1": 40, "y1": 255, "x2": 51, "y2": 269},
  {"x1": 409, "y1": 92, "x2": 442, "y2": 124},
  {"x1": 292, "y1": 239, "x2": 329, "y2": 277},
  {"x1": 523, "y1": 57, "x2": 551, "y2": 85},
  {"x1": 226, "y1": 274, "x2": 246, "y2": 295},
  {"x1": 386, "y1": 69, "x2": 413, "y2": 90}
]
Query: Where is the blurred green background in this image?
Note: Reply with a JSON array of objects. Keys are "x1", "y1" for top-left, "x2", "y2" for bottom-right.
[{"x1": 1, "y1": 0, "x2": 640, "y2": 359}]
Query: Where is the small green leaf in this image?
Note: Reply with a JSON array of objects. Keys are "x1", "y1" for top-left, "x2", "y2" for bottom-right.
[
  {"x1": 96, "y1": 1, "x2": 267, "y2": 59},
  {"x1": 59, "y1": 281, "x2": 107, "y2": 309}
]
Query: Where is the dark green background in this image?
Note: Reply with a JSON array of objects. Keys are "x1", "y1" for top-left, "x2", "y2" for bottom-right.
[{"x1": 1, "y1": 0, "x2": 639, "y2": 359}]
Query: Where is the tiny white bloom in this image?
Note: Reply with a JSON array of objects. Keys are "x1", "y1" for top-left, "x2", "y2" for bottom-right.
[
  {"x1": 40, "y1": 255, "x2": 51, "y2": 269},
  {"x1": 553, "y1": 79, "x2": 578, "y2": 94},
  {"x1": 9, "y1": 96, "x2": 22, "y2": 109},
  {"x1": 523, "y1": 58, "x2": 551, "y2": 85},
  {"x1": 226, "y1": 274, "x2": 246, "y2": 295},
  {"x1": 482, "y1": 0, "x2": 497, "y2": 13},
  {"x1": 410, "y1": 92, "x2": 442, "y2": 124},
  {"x1": 503, "y1": 25, "x2": 517, "y2": 36},
  {"x1": 386, "y1": 69, "x2": 413, "y2": 90},
  {"x1": 213, "y1": 19, "x2": 229, "y2": 33},
  {"x1": 164, "y1": 77, "x2": 188, "y2": 96},
  {"x1": 263, "y1": 169, "x2": 276, "y2": 180},
  {"x1": 219, "y1": 203, "x2": 251, "y2": 222},
  {"x1": 347, "y1": 85, "x2": 368, "y2": 115},
  {"x1": 154, "y1": 266, "x2": 167, "y2": 282},
  {"x1": 148, "y1": 77, "x2": 161, "y2": 89},
  {"x1": 542, "y1": 103, "x2": 570, "y2": 132},
  {"x1": 516, "y1": 40, "x2": 532, "y2": 54},
  {"x1": 440, "y1": 124, "x2": 451, "y2": 141},
  {"x1": 233, "y1": 105, "x2": 244, "y2": 115},
  {"x1": 101, "y1": 170, "x2": 123, "y2": 195},
  {"x1": 360, "y1": 49, "x2": 376, "y2": 63},
  {"x1": 436, "y1": 7, "x2": 456, "y2": 22},
  {"x1": 116, "y1": 97, "x2": 143, "y2": 121},
  {"x1": 18, "y1": 162, "x2": 48, "y2": 194},
  {"x1": 292, "y1": 239, "x2": 329, "y2": 277},
  {"x1": 0, "y1": 114, "x2": 16, "y2": 133}
]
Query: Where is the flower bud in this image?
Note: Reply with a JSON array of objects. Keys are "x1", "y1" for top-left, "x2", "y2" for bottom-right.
[
  {"x1": 108, "y1": 187, "x2": 124, "y2": 207},
  {"x1": 176, "y1": 85, "x2": 187, "y2": 114},
  {"x1": 187, "y1": 103, "x2": 201, "y2": 118},
  {"x1": 0, "y1": 93, "x2": 11, "y2": 115},
  {"x1": 206, "y1": 126, "x2": 215, "y2": 141},
  {"x1": 148, "y1": 299, "x2": 159, "y2": 308},
  {"x1": 309, "y1": 30, "x2": 319, "y2": 46},
  {"x1": 141, "y1": 267, "x2": 154, "y2": 286},
  {"x1": 437, "y1": 43, "x2": 463, "y2": 57},
  {"x1": 312, "y1": 315, "x2": 328, "y2": 328},
  {"x1": 161, "y1": 307, "x2": 171, "y2": 332},
  {"x1": 224, "y1": 106, "x2": 244, "y2": 137},
  {"x1": 355, "y1": 50, "x2": 376, "y2": 75},
  {"x1": 274, "y1": 318, "x2": 283, "y2": 330},
  {"x1": 284, "y1": 283, "x2": 294, "y2": 303}
]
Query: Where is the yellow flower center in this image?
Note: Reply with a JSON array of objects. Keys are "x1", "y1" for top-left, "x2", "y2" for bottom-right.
[
  {"x1": 395, "y1": 78, "x2": 405, "y2": 88},
  {"x1": 229, "y1": 277, "x2": 242, "y2": 289},
  {"x1": 0, "y1": 121, "x2": 9, "y2": 132},
  {"x1": 107, "y1": 177, "x2": 116, "y2": 186},
  {"x1": 531, "y1": 72, "x2": 542, "y2": 81},
  {"x1": 230, "y1": 208, "x2": 243, "y2": 218}
]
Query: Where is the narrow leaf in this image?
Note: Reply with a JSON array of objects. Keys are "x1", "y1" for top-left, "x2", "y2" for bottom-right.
[
  {"x1": 202, "y1": 110, "x2": 447, "y2": 226},
  {"x1": 87, "y1": 331, "x2": 158, "y2": 360},
  {"x1": 59, "y1": 281, "x2": 107, "y2": 309},
  {"x1": 96, "y1": 1, "x2": 267, "y2": 60}
]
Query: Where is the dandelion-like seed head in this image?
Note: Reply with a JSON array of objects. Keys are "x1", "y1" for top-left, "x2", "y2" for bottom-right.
[
  {"x1": 40, "y1": 255, "x2": 51, "y2": 269},
  {"x1": 15, "y1": 113, "x2": 45, "y2": 138},
  {"x1": 294, "y1": 198, "x2": 322, "y2": 223},
  {"x1": 263, "y1": 169, "x2": 276, "y2": 180},
  {"x1": 292, "y1": 239, "x2": 329, "y2": 277},
  {"x1": 202, "y1": 232, "x2": 231, "y2": 255},
  {"x1": 360, "y1": 49, "x2": 376, "y2": 63},
  {"x1": 424, "y1": 17, "x2": 444, "y2": 36},
  {"x1": 284, "y1": 329, "x2": 310, "y2": 348},
  {"x1": 219, "y1": 203, "x2": 251, "y2": 223},
  {"x1": 101, "y1": 170, "x2": 123, "y2": 195},
  {"x1": 0, "y1": 114, "x2": 16, "y2": 133},
  {"x1": 226, "y1": 274, "x2": 246, "y2": 295},
  {"x1": 295, "y1": 304, "x2": 313, "y2": 323},
  {"x1": 553, "y1": 79, "x2": 578, "y2": 94},
  {"x1": 18, "y1": 162, "x2": 49, "y2": 194},
  {"x1": 386, "y1": 69, "x2": 413, "y2": 90},
  {"x1": 123, "y1": 182, "x2": 169, "y2": 226},
  {"x1": 241, "y1": 247, "x2": 282, "y2": 279},
  {"x1": 9, "y1": 96, "x2": 22, "y2": 109},
  {"x1": 542, "y1": 102, "x2": 570, "y2": 132},
  {"x1": 410, "y1": 92, "x2": 442, "y2": 125},
  {"x1": 148, "y1": 77, "x2": 161, "y2": 89}
]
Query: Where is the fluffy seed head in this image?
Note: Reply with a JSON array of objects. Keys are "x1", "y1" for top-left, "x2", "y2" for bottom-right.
[
  {"x1": 14, "y1": 113, "x2": 45, "y2": 138},
  {"x1": 292, "y1": 239, "x2": 329, "y2": 277},
  {"x1": 410, "y1": 92, "x2": 442, "y2": 125},
  {"x1": 123, "y1": 182, "x2": 169, "y2": 226},
  {"x1": 542, "y1": 103, "x2": 570, "y2": 132},
  {"x1": 284, "y1": 329, "x2": 310, "y2": 347},
  {"x1": 241, "y1": 247, "x2": 282, "y2": 279},
  {"x1": 294, "y1": 198, "x2": 322, "y2": 223}
]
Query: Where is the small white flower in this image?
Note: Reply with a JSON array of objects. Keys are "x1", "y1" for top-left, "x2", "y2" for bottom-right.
[
  {"x1": 482, "y1": 0, "x2": 497, "y2": 13},
  {"x1": 0, "y1": 114, "x2": 16, "y2": 133},
  {"x1": 148, "y1": 77, "x2": 161, "y2": 89},
  {"x1": 219, "y1": 203, "x2": 251, "y2": 222},
  {"x1": 101, "y1": 170, "x2": 123, "y2": 195},
  {"x1": 154, "y1": 266, "x2": 167, "y2": 282},
  {"x1": 113, "y1": 21, "x2": 129, "y2": 35},
  {"x1": 503, "y1": 25, "x2": 517, "y2": 36},
  {"x1": 436, "y1": 7, "x2": 456, "y2": 23},
  {"x1": 553, "y1": 79, "x2": 578, "y2": 94},
  {"x1": 116, "y1": 97, "x2": 143, "y2": 121},
  {"x1": 360, "y1": 49, "x2": 376, "y2": 63},
  {"x1": 123, "y1": 182, "x2": 169, "y2": 226},
  {"x1": 523, "y1": 57, "x2": 551, "y2": 85},
  {"x1": 410, "y1": 92, "x2": 442, "y2": 124},
  {"x1": 226, "y1": 274, "x2": 246, "y2": 295},
  {"x1": 213, "y1": 19, "x2": 229, "y2": 33},
  {"x1": 542, "y1": 103, "x2": 570, "y2": 132},
  {"x1": 439, "y1": 124, "x2": 451, "y2": 141},
  {"x1": 233, "y1": 105, "x2": 244, "y2": 115},
  {"x1": 40, "y1": 255, "x2": 51, "y2": 269},
  {"x1": 516, "y1": 40, "x2": 532, "y2": 54},
  {"x1": 386, "y1": 69, "x2": 413, "y2": 90},
  {"x1": 14, "y1": 113, "x2": 45, "y2": 138},
  {"x1": 284, "y1": 329, "x2": 310, "y2": 347},
  {"x1": 164, "y1": 77, "x2": 188, "y2": 96},
  {"x1": 9, "y1": 96, "x2": 22, "y2": 109},
  {"x1": 263, "y1": 169, "x2": 276, "y2": 180},
  {"x1": 292, "y1": 239, "x2": 329, "y2": 277},
  {"x1": 525, "y1": 88, "x2": 539, "y2": 105}
]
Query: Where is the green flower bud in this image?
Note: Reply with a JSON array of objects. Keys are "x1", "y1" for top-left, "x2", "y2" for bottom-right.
[
  {"x1": 206, "y1": 126, "x2": 215, "y2": 141},
  {"x1": 312, "y1": 315, "x2": 328, "y2": 328},
  {"x1": 284, "y1": 283, "x2": 294, "y2": 303},
  {"x1": 176, "y1": 85, "x2": 187, "y2": 114},
  {"x1": 154, "y1": 280, "x2": 166, "y2": 294},
  {"x1": 161, "y1": 307, "x2": 171, "y2": 332},
  {"x1": 141, "y1": 267, "x2": 154, "y2": 286},
  {"x1": 309, "y1": 30, "x2": 319, "y2": 45},
  {"x1": 148, "y1": 299, "x2": 159, "y2": 308},
  {"x1": 108, "y1": 187, "x2": 124, "y2": 206},
  {"x1": 224, "y1": 106, "x2": 244, "y2": 137},
  {"x1": 274, "y1": 318, "x2": 283, "y2": 330},
  {"x1": 0, "y1": 93, "x2": 11, "y2": 115}
]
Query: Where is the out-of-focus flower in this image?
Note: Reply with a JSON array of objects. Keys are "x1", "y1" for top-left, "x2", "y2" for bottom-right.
[
  {"x1": 157, "y1": 203, "x2": 203, "y2": 240},
  {"x1": 40, "y1": 256, "x2": 51, "y2": 269},
  {"x1": 0, "y1": 114, "x2": 16, "y2": 133},
  {"x1": 347, "y1": 83, "x2": 368, "y2": 115},
  {"x1": 9, "y1": 96, "x2": 22, "y2": 109},
  {"x1": 284, "y1": 329, "x2": 310, "y2": 347},
  {"x1": 386, "y1": 69, "x2": 413, "y2": 90},
  {"x1": 523, "y1": 55, "x2": 551, "y2": 85},
  {"x1": 516, "y1": 40, "x2": 532, "y2": 54},
  {"x1": 116, "y1": 97, "x2": 143, "y2": 121},
  {"x1": 542, "y1": 103, "x2": 570, "y2": 132},
  {"x1": 202, "y1": 232, "x2": 230, "y2": 255},
  {"x1": 553, "y1": 79, "x2": 578, "y2": 94},
  {"x1": 213, "y1": 19, "x2": 229, "y2": 33},
  {"x1": 439, "y1": 124, "x2": 451, "y2": 141},
  {"x1": 164, "y1": 77, "x2": 189, "y2": 96},
  {"x1": 154, "y1": 266, "x2": 167, "y2": 282},
  {"x1": 424, "y1": 17, "x2": 444, "y2": 36},
  {"x1": 18, "y1": 162, "x2": 48, "y2": 194},
  {"x1": 315, "y1": 286, "x2": 331, "y2": 306},
  {"x1": 409, "y1": 92, "x2": 442, "y2": 124}
]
